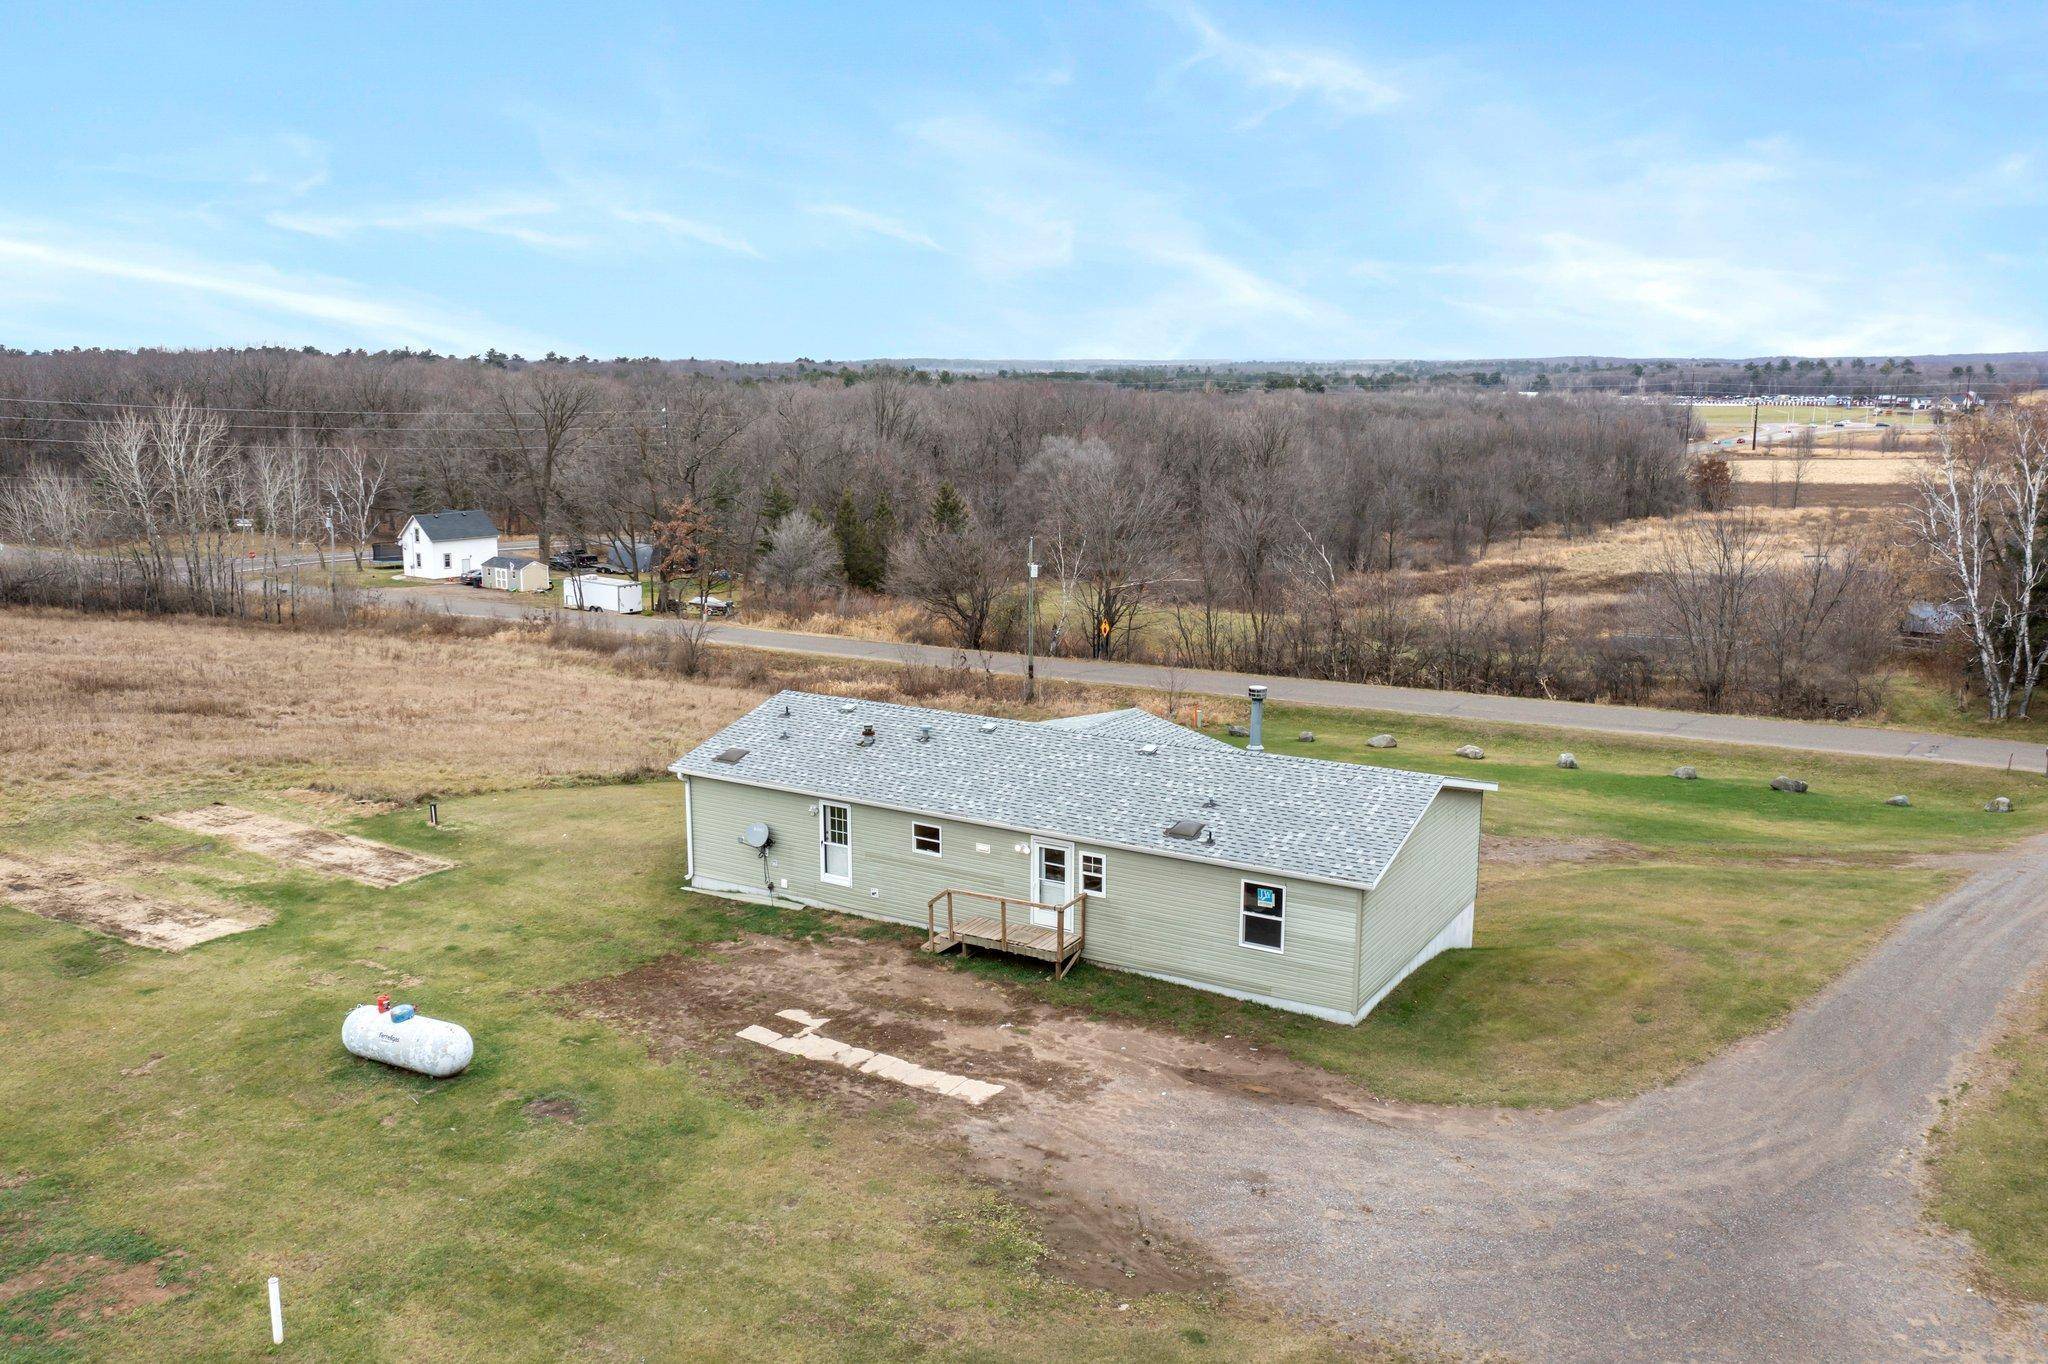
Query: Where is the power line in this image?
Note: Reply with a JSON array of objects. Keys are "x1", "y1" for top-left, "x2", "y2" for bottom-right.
[
  {"x1": 0, "y1": 393, "x2": 679, "y2": 420},
  {"x1": 0, "y1": 410, "x2": 573, "y2": 437}
]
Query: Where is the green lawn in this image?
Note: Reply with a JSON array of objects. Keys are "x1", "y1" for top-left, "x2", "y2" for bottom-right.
[
  {"x1": 1931, "y1": 984, "x2": 2048, "y2": 1304},
  {"x1": 0, "y1": 791, "x2": 1335, "y2": 1362},
  {"x1": 6, "y1": 686, "x2": 2044, "y2": 1356},
  {"x1": 1877, "y1": 669, "x2": 2048, "y2": 748},
  {"x1": 941, "y1": 702, "x2": 2047, "y2": 1106}
]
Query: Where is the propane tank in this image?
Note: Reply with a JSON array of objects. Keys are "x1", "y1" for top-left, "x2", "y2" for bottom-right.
[{"x1": 342, "y1": 999, "x2": 473, "y2": 1078}]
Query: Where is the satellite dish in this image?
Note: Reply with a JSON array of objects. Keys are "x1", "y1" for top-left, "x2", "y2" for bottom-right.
[{"x1": 739, "y1": 822, "x2": 773, "y2": 850}]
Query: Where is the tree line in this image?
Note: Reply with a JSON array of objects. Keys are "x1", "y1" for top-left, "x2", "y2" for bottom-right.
[{"x1": 0, "y1": 345, "x2": 1940, "y2": 721}]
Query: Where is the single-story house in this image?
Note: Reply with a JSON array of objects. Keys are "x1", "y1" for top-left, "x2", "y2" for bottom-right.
[
  {"x1": 672, "y1": 689, "x2": 1493, "y2": 1025},
  {"x1": 398, "y1": 510, "x2": 499, "y2": 580},
  {"x1": 562, "y1": 573, "x2": 644, "y2": 614},
  {"x1": 481, "y1": 554, "x2": 550, "y2": 593}
]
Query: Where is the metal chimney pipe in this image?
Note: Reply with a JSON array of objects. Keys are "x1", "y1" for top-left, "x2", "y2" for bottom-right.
[{"x1": 1247, "y1": 685, "x2": 1267, "y2": 753}]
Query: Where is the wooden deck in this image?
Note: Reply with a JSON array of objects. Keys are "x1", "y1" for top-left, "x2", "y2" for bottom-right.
[{"x1": 923, "y1": 889, "x2": 1086, "y2": 976}]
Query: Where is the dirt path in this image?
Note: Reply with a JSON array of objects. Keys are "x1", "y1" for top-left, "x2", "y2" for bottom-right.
[{"x1": 577, "y1": 838, "x2": 2048, "y2": 1360}]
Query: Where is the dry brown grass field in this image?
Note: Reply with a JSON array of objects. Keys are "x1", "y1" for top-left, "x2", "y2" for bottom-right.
[{"x1": 0, "y1": 608, "x2": 1128, "y2": 822}]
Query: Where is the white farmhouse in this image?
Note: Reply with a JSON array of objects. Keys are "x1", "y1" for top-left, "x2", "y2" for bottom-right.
[{"x1": 398, "y1": 511, "x2": 499, "y2": 580}]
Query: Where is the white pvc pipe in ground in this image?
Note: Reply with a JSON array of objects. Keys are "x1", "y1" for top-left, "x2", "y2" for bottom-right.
[{"x1": 268, "y1": 1275, "x2": 283, "y2": 1345}]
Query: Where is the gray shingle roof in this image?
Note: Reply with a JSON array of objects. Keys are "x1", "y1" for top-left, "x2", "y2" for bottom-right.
[
  {"x1": 483, "y1": 555, "x2": 539, "y2": 569},
  {"x1": 672, "y1": 690, "x2": 1488, "y2": 889},
  {"x1": 408, "y1": 510, "x2": 498, "y2": 541},
  {"x1": 1035, "y1": 707, "x2": 1235, "y2": 751}
]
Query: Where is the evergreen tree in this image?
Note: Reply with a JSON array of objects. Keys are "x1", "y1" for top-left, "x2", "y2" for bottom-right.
[
  {"x1": 756, "y1": 479, "x2": 795, "y2": 556},
  {"x1": 929, "y1": 481, "x2": 969, "y2": 533}
]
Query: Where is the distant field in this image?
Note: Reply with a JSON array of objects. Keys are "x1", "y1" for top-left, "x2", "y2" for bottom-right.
[{"x1": 1694, "y1": 403, "x2": 1935, "y2": 430}]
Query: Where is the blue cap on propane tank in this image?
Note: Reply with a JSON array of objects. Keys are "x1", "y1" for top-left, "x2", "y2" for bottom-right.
[{"x1": 389, "y1": 1003, "x2": 416, "y2": 1023}]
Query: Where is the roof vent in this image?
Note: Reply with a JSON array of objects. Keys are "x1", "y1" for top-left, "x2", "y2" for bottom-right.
[
  {"x1": 1138, "y1": 742, "x2": 1159, "y2": 756},
  {"x1": 713, "y1": 747, "x2": 749, "y2": 765},
  {"x1": 778, "y1": 730, "x2": 791, "y2": 741},
  {"x1": 1164, "y1": 819, "x2": 1208, "y2": 841},
  {"x1": 781, "y1": 703, "x2": 792, "y2": 718},
  {"x1": 979, "y1": 721, "x2": 996, "y2": 733},
  {"x1": 855, "y1": 725, "x2": 876, "y2": 748},
  {"x1": 837, "y1": 702, "x2": 856, "y2": 714},
  {"x1": 1201, "y1": 796, "x2": 1218, "y2": 809},
  {"x1": 917, "y1": 725, "x2": 933, "y2": 743}
]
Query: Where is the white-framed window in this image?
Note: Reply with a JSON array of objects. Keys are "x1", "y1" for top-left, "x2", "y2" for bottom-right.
[
  {"x1": 412, "y1": 552, "x2": 421, "y2": 568},
  {"x1": 1240, "y1": 880, "x2": 1284, "y2": 953},
  {"x1": 911, "y1": 822, "x2": 942, "y2": 857},
  {"x1": 442, "y1": 553, "x2": 452, "y2": 569},
  {"x1": 819, "y1": 802, "x2": 852, "y2": 885},
  {"x1": 1080, "y1": 851, "x2": 1106, "y2": 896}
]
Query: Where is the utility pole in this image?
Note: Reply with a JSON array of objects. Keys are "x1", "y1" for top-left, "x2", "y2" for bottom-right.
[
  {"x1": 1751, "y1": 401, "x2": 1759, "y2": 452},
  {"x1": 1024, "y1": 536, "x2": 1039, "y2": 703}
]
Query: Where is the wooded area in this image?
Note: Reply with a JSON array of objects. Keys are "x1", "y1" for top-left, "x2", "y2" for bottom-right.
[{"x1": 0, "y1": 346, "x2": 1962, "y2": 720}]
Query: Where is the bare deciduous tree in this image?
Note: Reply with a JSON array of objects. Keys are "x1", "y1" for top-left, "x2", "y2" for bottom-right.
[
  {"x1": 755, "y1": 511, "x2": 840, "y2": 598},
  {"x1": 1910, "y1": 406, "x2": 2048, "y2": 719},
  {"x1": 1644, "y1": 512, "x2": 1769, "y2": 709}
]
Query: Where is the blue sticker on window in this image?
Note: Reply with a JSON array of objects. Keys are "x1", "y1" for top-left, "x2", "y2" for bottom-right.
[{"x1": 1255, "y1": 887, "x2": 1276, "y2": 909}]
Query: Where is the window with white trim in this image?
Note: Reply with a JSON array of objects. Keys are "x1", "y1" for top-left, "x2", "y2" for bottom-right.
[
  {"x1": 912, "y1": 822, "x2": 942, "y2": 856},
  {"x1": 1240, "y1": 880, "x2": 1284, "y2": 952},
  {"x1": 442, "y1": 553, "x2": 452, "y2": 569},
  {"x1": 1079, "y1": 851, "x2": 1105, "y2": 896},
  {"x1": 820, "y1": 802, "x2": 852, "y2": 884}
]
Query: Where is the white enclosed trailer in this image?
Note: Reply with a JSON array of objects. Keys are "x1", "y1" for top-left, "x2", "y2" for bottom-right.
[{"x1": 563, "y1": 573, "x2": 644, "y2": 614}]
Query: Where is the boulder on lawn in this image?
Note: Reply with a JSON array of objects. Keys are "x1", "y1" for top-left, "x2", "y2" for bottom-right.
[
  {"x1": 1556, "y1": 753, "x2": 1578, "y2": 769},
  {"x1": 1672, "y1": 766, "x2": 1699, "y2": 780},
  {"x1": 1297, "y1": 731, "x2": 1316, "y2": 743},
  {"x1": 1367, "y1": 733, "x2": 1398, "y2": 749},
  {"x1": 1885, "y1": 794, "x2": 1912, "y2": 807},
  {"x1": 1986, "y1": 796, "x2": 2014, "y2": 814},
  {"x1": 1227, "y1": 724, "x2": 1249, "y2": 738},
  {"x1": 1454, "y1": 744, "x2": 1485, "y2": 760},
  {"x1": 1770, "y1": 775, "x2": 1808, "y2": 794}
]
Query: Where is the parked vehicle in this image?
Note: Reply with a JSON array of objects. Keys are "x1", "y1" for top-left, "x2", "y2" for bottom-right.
[
  {"x1": 685, "y1": 594, "x2": 733, "y2": 618},
  {"x1": 562, "y1": 573, "x2": 644, "y2": 614},
  {"x1": 458, "y1": 569, "x2": 484, "y2": 587}
]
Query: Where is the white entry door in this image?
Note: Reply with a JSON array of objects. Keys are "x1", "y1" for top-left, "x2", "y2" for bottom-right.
[
  {"x1": 819, "y1": 802, "x2": 852, "y2": 885},
  {"x1": 1030, "y1": 839, "x2": 1077, "y2": 929}
]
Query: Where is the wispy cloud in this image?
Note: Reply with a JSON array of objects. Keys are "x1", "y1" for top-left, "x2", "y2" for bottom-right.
[
  {"x1": 1168, "y1": 4, "x2": 1400, "y2": 121},
  {"x1": 270, "y1": 191, "x2": 763, "y2": 258},
  {"x1": 909, "y1": 113, "x2": 1341, "y2": 356},
  {"x1": 269, "y1": 193, "x2": 584, "y2": 248},
  {"x1": 0, "y1": 229, "x2": 533, "y2": 353},
  {"x1": 609, "y1": 206, "x2": 761, "y2": 257},
  {"x1": 99, "y1": 132, "x2": 331, "y2": 198},
  {"x1": 804, "y1": 202, "x2": 941, "y2": 251}
]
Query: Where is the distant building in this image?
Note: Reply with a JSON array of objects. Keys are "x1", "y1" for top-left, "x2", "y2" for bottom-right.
[
  {"x1": 398, "y1": 511, "x2": 498, "y2": 580},
  {"x1": 481, "y1": 554, "x2": 549, "y2": 593}
]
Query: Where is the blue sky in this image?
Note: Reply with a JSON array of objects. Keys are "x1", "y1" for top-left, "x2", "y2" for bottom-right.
[{"x1": 2, "y1": 1, "x2": 2043, "y2": 361}]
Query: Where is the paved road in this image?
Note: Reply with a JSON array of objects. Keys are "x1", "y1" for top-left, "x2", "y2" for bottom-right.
[
  {"x1": 978, "y1": 838, "x2": 2048, "y2": 1360},
  {"x1": 367, "y1": 583, "x2": 2048, "y2": 773}
]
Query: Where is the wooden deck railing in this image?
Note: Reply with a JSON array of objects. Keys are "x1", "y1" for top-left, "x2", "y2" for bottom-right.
[{"x1": 925, "y1": 887, "x2": 1088, "y2": 977}]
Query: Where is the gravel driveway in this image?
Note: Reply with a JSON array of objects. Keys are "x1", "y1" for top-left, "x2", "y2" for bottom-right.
[
  {"x1": 576, "y1": 826, "x2": 2048, "y2": 1359},
  {"x1": 969, "y1": 838, "x2": 2048, "y2": 1361}
]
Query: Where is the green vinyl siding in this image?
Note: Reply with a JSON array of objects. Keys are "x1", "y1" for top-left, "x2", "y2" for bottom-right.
[
  {"x1": 1356, "y1": 789, "x2": 1482, "y2": 1008},
  {"x1": 690, "y1": 780, "x2": 1023, "y2": 924},
  {"x1": 1078, "y1": 856, "x2": 1363, "y2": 1015},
  {"x1": 686, "y1": 774, "x2": 1368, "y2": 1016}
]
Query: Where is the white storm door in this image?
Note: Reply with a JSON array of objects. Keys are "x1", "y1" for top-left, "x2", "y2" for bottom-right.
[
  {"x1": 1030, "y1": 840, "x2": 1075, "y2": 929},
  {"x1": 819, "y1": 802, "x2": 852, "y2": 885}
]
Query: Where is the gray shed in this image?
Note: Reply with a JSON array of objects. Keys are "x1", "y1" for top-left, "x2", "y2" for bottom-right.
[{"x1": 672, "y1": 690, "x2": 1492, "y2": 1024}]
